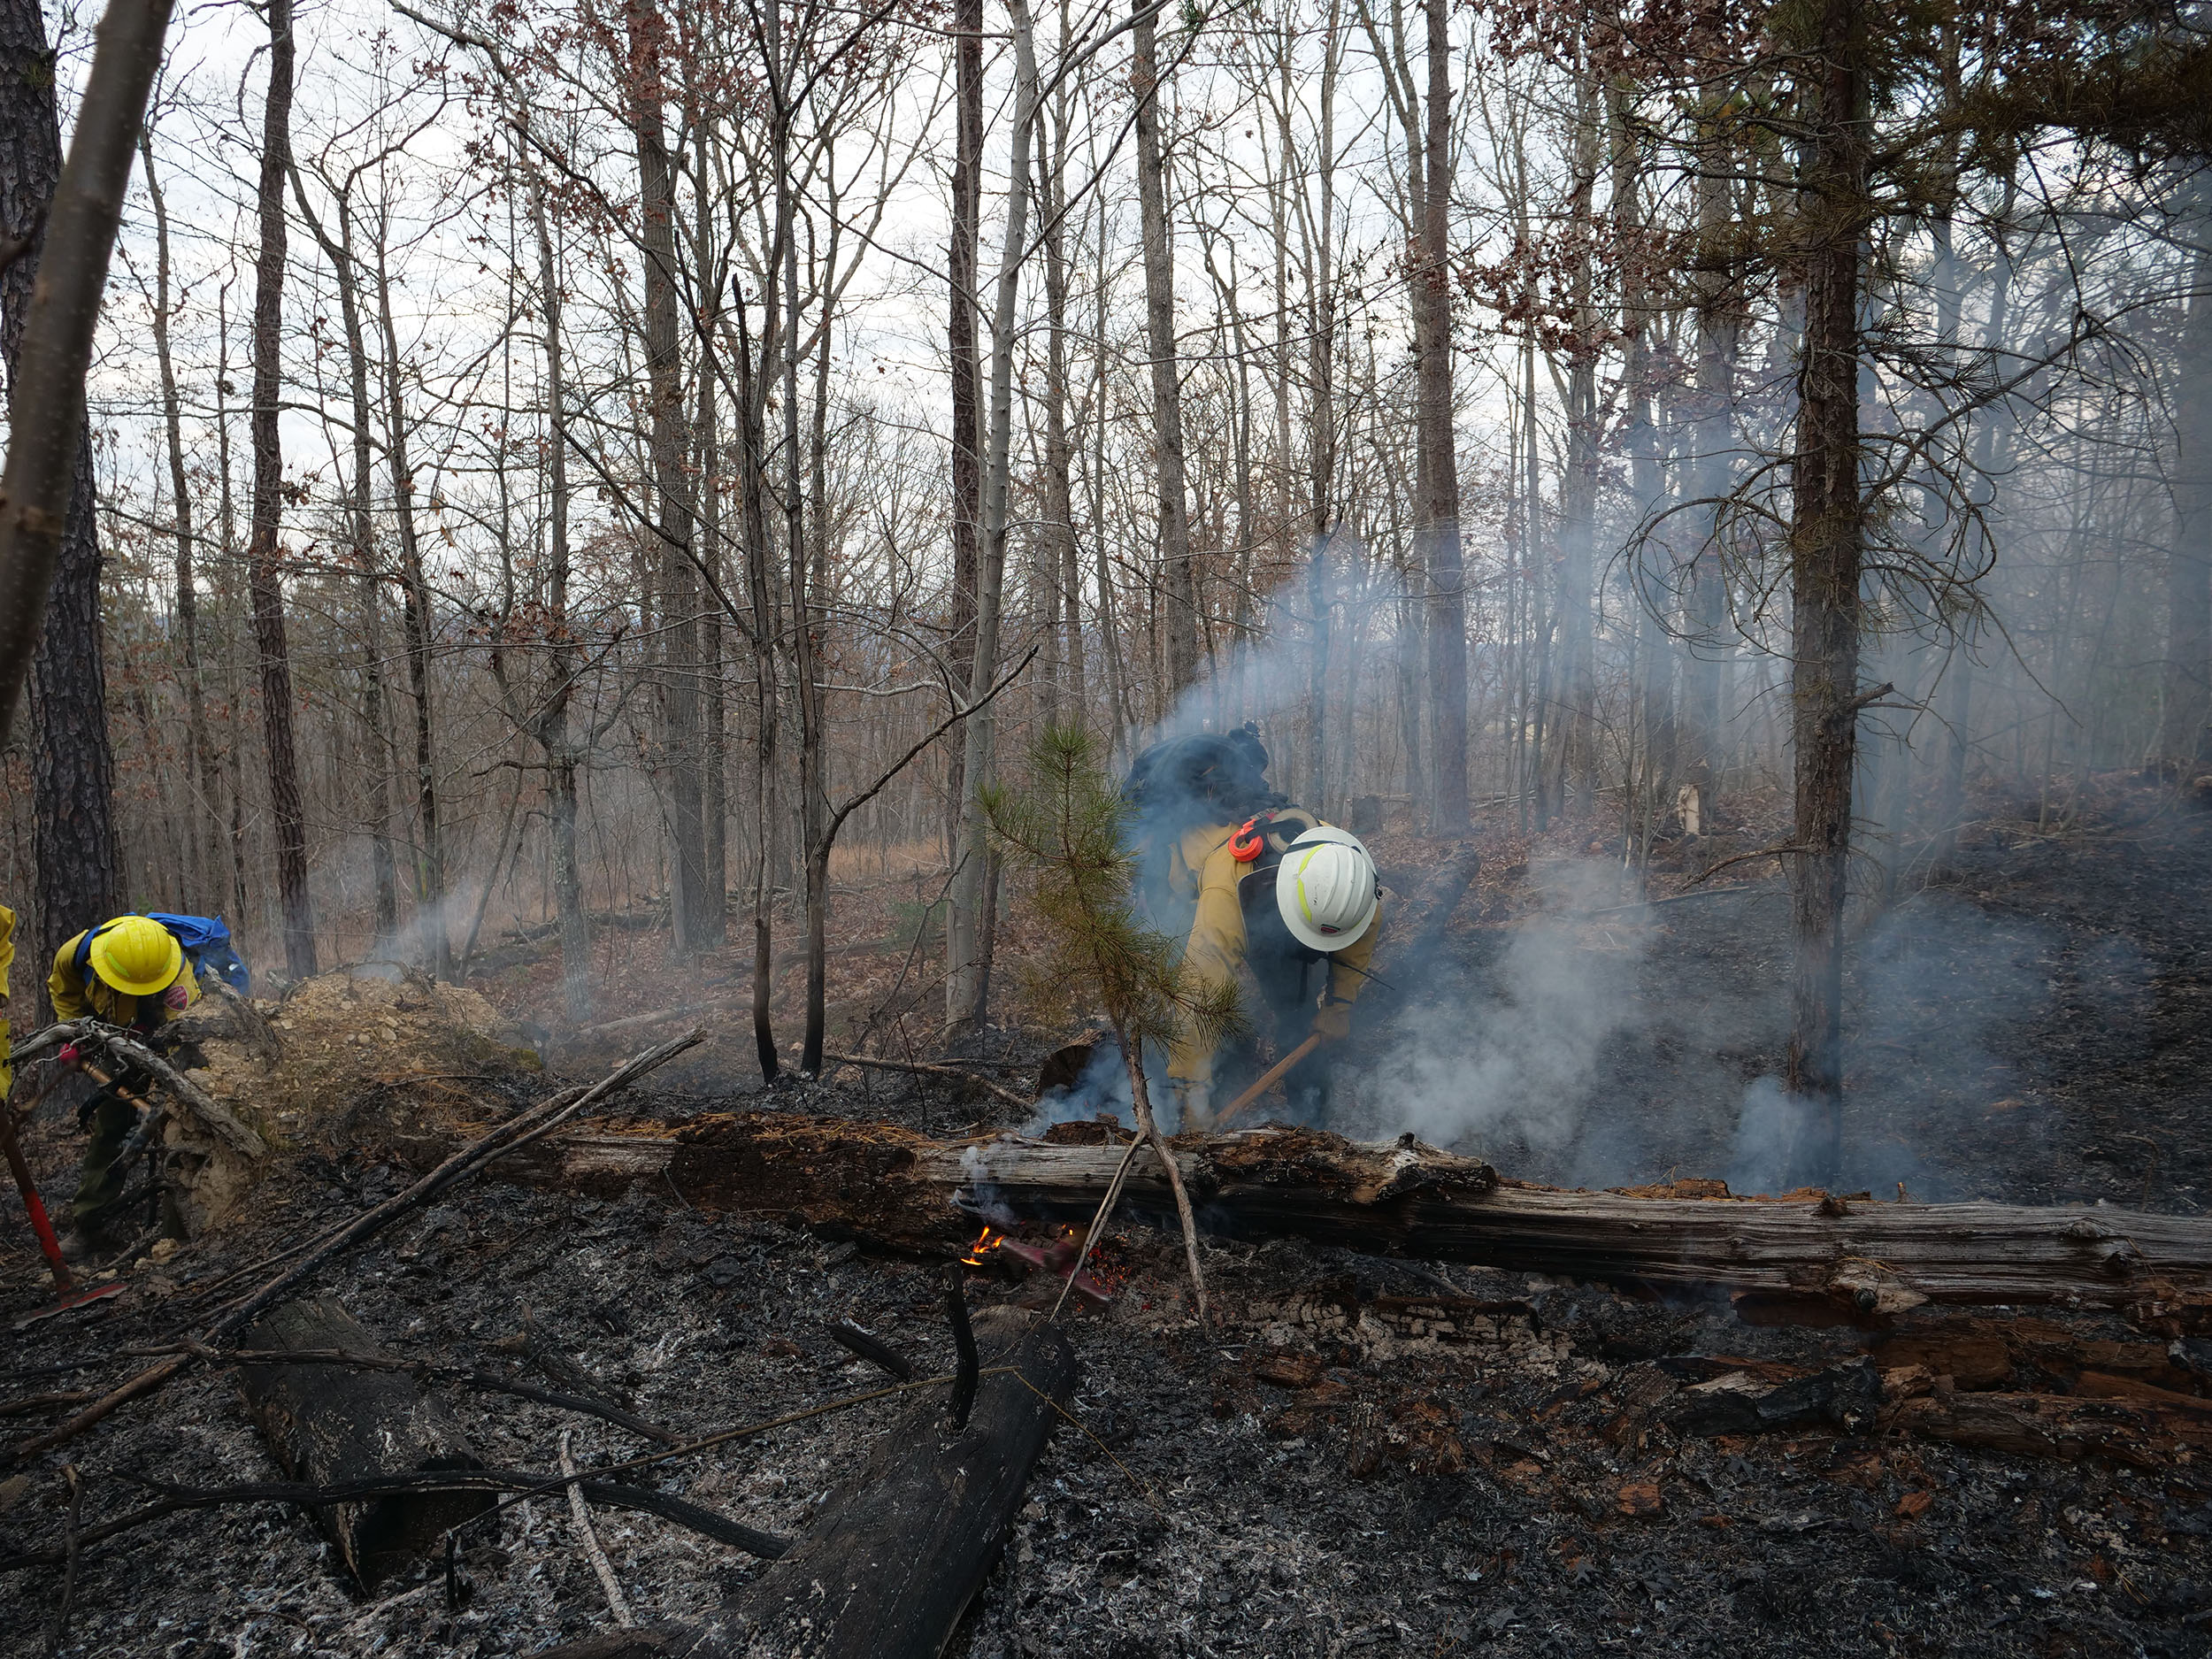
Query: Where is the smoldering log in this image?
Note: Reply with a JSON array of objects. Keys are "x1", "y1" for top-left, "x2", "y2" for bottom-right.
[
  {"x1": 497, "y1": 1113, "x2": 2212, "y2": 1319},
  {"x1": 235, "y1": 1297, "x2": 495, "y2": 1588},
  {"x1": 540, "y1": 1306, "x2": 1078, "y2": 1659}
]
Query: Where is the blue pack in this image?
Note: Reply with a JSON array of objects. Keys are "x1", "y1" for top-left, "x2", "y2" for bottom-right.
[{"x1": 73, "y1": 913, "x2": 251, "y2": 995}]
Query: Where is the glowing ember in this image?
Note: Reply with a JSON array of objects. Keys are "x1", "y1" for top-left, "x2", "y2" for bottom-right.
[{"x1": 960, "y1": 1225, "x2": 1007, "y2": 1266}]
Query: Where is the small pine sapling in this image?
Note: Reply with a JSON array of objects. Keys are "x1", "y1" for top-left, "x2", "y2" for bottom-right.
[{"x1": 983, "y1": 725, "x2": 1239, "y2": 1320}]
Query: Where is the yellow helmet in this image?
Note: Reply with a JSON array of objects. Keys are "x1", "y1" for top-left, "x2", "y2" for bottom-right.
[{"x1": 88, "y1": 917, "x2": 184, "y2": 997}]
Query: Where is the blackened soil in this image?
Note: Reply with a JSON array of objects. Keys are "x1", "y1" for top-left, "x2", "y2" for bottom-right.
[{"x1": 4, "y1": 1163, "x2": 2208, "y2": 1659}]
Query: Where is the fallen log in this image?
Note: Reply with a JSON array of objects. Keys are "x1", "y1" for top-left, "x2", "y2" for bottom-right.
[
  {"x1": 236, "y1": 1297, "x2": 496, "y2": 1588},
  {"x1": 1886, "y1": 1382, "x2": 2212, "y2": 1468},
  {"x1": 495, "y1": 1113, "x2": 2212, "y2": 1317},
  {"x1": 541, "y1": 1305, "x2": 1078, "y2": 1659}
]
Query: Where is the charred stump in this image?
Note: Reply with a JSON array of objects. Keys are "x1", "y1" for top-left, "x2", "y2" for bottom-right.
[
  {"x1": 236, "y1": 1296, "x2": 495, "y2": 1587},
  {"x1": 544, "y1": 1305, "x2": 1078, "y2": 1659}
]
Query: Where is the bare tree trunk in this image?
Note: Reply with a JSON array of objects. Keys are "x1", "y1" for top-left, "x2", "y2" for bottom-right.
[
  {"x1": 626, "y1": 0, "x2": 707, "y2": 956},
  {"x1": 1417, "y1": 0, "x2": 1466, "y2": 833},
  {"x1": 1040, "y1": 102, "x2": 1081, "y2": 728},
  {"x1": 943, "y1": 0, "x2": 983, "y2": 861},
  {"x1": 1554, "y1": 72, "x2": 1601, "y2": 820},
  {"x1": 142, "y1": 132, "x2": 224, "y2": 910},
  {"x1": 695, "y1": 116, "x2": 727, "y2": 950},
  {"x1": 1782, "y1": 0, "x2": 1871, "y2": 1188},
  {"x1": 247, "y1": 0, "x2": 316, "y2": 980},
  {"x1": 531, "y1": 171, "x2": 590, "y2": 1023},
  {"x1": 288, "y1": 167, "x2": 400, "y2": 949},
  {"x1": 370, "y1": 212, "x2": 449, "y2": 980},
  {"x1": 2156, "y1": 184, "x2": 2212, "y2": 771},
  {"x1": 947, "y1": 0, "x2": 1041, "y2": 1040},
  {"x1": 736, "y1": 298, "x2": 781, "y2": 1084},
  {"x1": 1610, "y1": 77, "x2": 1671, "y2": 846},
  {"x1": 1133, "y1": 0, "x2": 1198, "y2": 697},
  {"x1": 1683, "y1": 126, "x2": 1739, "y2": 818}
]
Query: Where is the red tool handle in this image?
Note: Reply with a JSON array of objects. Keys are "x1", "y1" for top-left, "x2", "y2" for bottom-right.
[{"x1": 0, "y1": 1104, "x2": 73, "y2": 1292}]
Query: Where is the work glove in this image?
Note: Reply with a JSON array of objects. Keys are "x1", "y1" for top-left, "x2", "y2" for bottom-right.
[
  {"x1": 1311, "y1": 996, "x2": 1355, "y2": 1044},
  {"x1": 56, "y1": 1041, "x2": 82, "y2": 1071}
]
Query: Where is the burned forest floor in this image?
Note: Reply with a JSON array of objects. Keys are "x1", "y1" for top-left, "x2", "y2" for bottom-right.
[{"x1": 5, "y1": 771, "x2": 2212, "y2": 1657}]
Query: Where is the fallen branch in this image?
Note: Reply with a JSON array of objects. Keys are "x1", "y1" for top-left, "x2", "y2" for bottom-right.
[
  {"x1": 824, "y1": 1051, "x2": 1033, "y2": 1111},
  {"x1": 0, "y1": 1467, "x2": 793, "y2": 1572},
  {"x1": 562, "y1": 1430, "x2": 635, "y2": 1627},
  {"x1": 7, "y1": 1032, "x2": 703, "y2": 1465},
  {"x1": 1686, "y1": 845, "x2": 1814, "y2": 888},
  {"x1": 12, "y1": 1019, "x2": 265, "y2": 1159}
]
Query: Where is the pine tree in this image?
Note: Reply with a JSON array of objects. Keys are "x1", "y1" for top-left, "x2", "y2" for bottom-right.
[{"x1": 984, "y1": 726, "x2": 1238, "y2": 1319}]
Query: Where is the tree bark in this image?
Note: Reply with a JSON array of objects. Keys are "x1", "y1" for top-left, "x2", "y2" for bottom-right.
[
  {"x1": 942, "y1": 0, "x2": 982, "y2": 867},
  {"x1": 0, "y1": 0, "x2": 141, "y2": 1011},
  {"x1": 1133, "y1": 0, "x2": 1199, "y2": 697},
  {"x1": 540, "y1": 1309, "x2": 1077, "y2": 1659},
  {"x1": 246, "y1": 0, "x2": 316, "y2": 979},
  {"x1": 236, "y1": 1297, "x2": 495, "y2": 1590},
  {"x1": 626, "y1": 0, "x2": 709, "y2": 957},
  {"x1": 1781, "y1": 0, "x2": 1872, "y2": 1188}
]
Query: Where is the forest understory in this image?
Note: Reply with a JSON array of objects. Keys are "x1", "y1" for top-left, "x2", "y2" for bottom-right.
[{"x1": 4, "y1": 773, "x2": 2212, "y2": 1657}]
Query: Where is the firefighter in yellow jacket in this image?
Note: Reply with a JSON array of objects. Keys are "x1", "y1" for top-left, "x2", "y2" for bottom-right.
[
  {"x1": 49, "y1": 915, "x2": 200, "y2": 1250},
  {"x1": 1163, "y1": 810, "x2": 1383, "y2": 1129}
]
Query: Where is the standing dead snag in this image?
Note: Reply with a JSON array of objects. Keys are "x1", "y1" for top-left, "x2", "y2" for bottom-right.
[
  {"x1": 542, "y1": 1307, "x2": 1079, "y2": 1659},
  {"x1": 236, "y1": 1297, "x2": 495, "y2": 1588}
]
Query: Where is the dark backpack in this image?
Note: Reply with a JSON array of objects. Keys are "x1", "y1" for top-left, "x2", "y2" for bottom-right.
[{"x1": 74, "y1": 913, "x2": 251, "y2": 996}]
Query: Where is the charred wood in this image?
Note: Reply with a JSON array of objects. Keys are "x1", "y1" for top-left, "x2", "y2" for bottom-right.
[
  {"x1": 540, "y1": 1308, "x2": 1078, "y2": 1659},
  {"x1": 236, "y1": 1297, "x2": 495, "y2": 1587},
  {"x1": 496, "y1": 1114, "x2": 2212, "y2": 1317}
]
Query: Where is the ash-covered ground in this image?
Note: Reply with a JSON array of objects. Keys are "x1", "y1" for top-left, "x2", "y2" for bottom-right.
[{"x1": 4, "y1": 777, "x2": 2212, "y2": 1656}]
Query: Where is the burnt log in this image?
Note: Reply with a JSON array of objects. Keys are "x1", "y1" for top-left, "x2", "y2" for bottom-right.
[
  {"x1": 236, "y1": 1297, "x2": 495, "y2": 1587},
  {"x1": 496, "y1": 1112, "x2": 2212, "y2": 1318},
  {"x1": 542, "y1": 1306, "x2": 1078, "y2": 1659}
]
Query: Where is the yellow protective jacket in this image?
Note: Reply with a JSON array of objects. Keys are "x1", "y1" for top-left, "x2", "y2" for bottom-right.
[
  {"x1": 1165, "y1": 821, "x2": 1381, "y2": 1087},
  {"x1": 0, "y1": 903, "x2": 14, "y2": 1098},
  {"x1": 49, "y1": 922, "x2": 201, "y2": 1031}
]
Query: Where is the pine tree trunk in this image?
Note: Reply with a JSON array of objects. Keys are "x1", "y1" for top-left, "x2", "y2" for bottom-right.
[
  {"x1": 0, "y1": 0, "x2": 121, "y2": 1010},
  {"x1": 248, "y1": 0, "x2": 316, "y2": 980},
  {"x1": 1782, "y1": 0, "x2": 1871, "y2": 1189}
]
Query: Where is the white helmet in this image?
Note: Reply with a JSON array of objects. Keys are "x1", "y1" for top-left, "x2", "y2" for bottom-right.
[{"x1": 1276, "y1": 826, "x2": 1379, "y2": 953}]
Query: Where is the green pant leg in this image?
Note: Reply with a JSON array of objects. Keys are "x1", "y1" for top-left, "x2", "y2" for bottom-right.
[{"x1": 70, "y1": 1092, "x2": 137, "y2": 1226}]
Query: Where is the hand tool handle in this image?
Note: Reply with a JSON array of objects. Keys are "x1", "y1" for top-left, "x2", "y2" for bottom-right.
[{"x1": 1215, "y1": 1033, "x2": 1325, "y2": 1129}]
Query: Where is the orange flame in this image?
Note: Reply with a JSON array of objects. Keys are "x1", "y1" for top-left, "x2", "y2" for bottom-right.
[{"x1": 960, "y1": 1225, "x2": 1006, "y2": 1266}]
